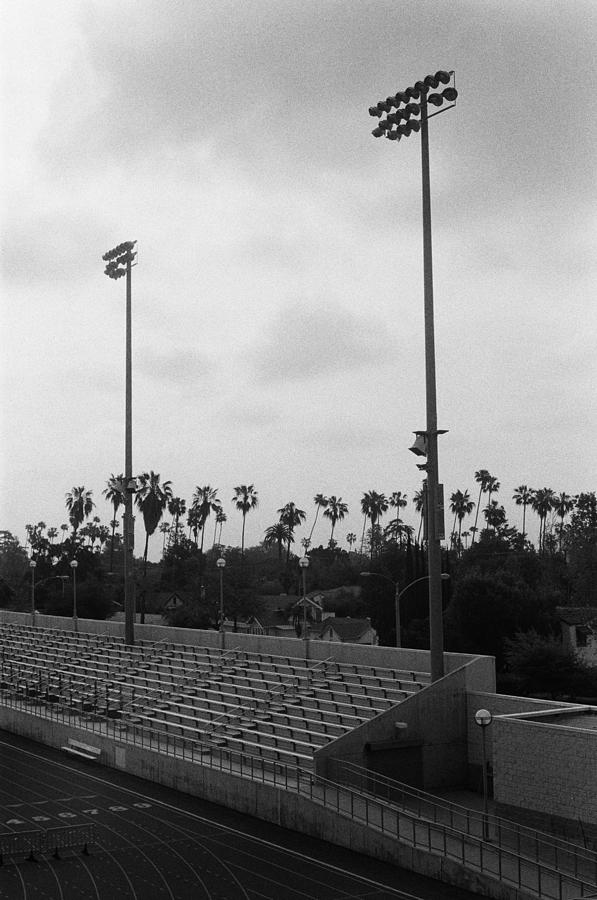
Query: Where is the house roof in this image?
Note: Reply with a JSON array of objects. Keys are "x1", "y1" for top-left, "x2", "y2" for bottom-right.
[
  {"x1": 318, "y1": 617, "x2": 373, "y2": 642},
  {"x1": 557, "y1": 606, "x2": 597, "y2": 627}
]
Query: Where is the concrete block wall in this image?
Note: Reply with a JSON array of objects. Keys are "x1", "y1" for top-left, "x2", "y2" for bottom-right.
[
  {"x1": 493, "y1": 715, "x2": 597, "y2": 825},
  {"x1": 465, "y1": 692, "x2": 583, "y2": 771}
]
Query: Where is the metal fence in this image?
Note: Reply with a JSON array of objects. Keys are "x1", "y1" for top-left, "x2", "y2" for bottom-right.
[{"x1": 1, "y1": 681, "x2": 596, "y2": 897}]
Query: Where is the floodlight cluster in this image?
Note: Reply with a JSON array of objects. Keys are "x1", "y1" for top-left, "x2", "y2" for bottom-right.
[
  {"x1": 102, "y1": 241, "x2": 137, "y2": 279},
  {"x1": 368, "y1": 71, "x2": 457, "y2": 141}
]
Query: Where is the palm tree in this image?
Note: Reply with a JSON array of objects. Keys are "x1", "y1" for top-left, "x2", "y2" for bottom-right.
[
  {"x1": 215, "y1": 509, "x2": 227, "y2": 547},
  {"x1": 232, "y1": 484, "x2": 259, "y2": 558},
  {"x1": 264, "y1": 522, "x2": 291, "y2": 560},
  {"x1": 60, "y1": 524, "x2": 69, "y2": 543},
  {"x1": 360, "y1": 490, "x2": 389, "y2": 559},
  {"x1": 65, "y1": 487, "x2": 95, "y2": 540},
  {"x1": 307, "y1": 494, "x2": 329, "y2": 547},
  {"x1": 323, "y1": 496, "x2": 348, "y2": 545},
  {"x1": 191, "y1": 486, "x2": 222, "y2": 554},
  {"x1": 346, "y1": 532, "x2": 357, "y2": 552},
  {"x1": 484, "y1": 500, "x2": 507, "y2": 532},
  {"x1": 47, "y1": 527, "x2": 58, "y2": 547},
  {"x1": 167, "y1": 497, "x2": 186, "y2": 549},
  {"x1": 135, "y1": 471, "x2": 173, "y2": 576},
  {"x1": 512, "y1": 485, "x2": 533, "y2": 542},
  {"x1": 159, "y1": 521, "x2": 171, "y2": 553},
  {"x1": 471, "y1": 470, "x2": 492, "y2": 543},
  {"x1": 277, "y1": 502, "x2": 306, "y2": 565},
  {"x1": 103, "y1": 474, "x2": 124, "y2": 572},
  {"x1": 485, "y1": 475, "x2": 500, "y2": 510},
  {"x1": 531, "y1": 488, "x2": 555, "y2": 552},
  {"x1": 449, "y1": 490, "x2": 475, "y2": 551},
  {"x1": 553, "y1": 492, "x2": 575, "y2": 552},
  {"x1": 413, "y1": 488, "x2": 425, "y2": 542}
]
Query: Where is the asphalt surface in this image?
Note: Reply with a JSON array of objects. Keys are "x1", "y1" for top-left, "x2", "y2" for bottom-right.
[{"x1": 0, "y1": 730, "x2": 481, "y2": 899}]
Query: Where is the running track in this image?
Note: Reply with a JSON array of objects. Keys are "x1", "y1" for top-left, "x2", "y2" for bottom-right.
[{"x1": 0, "y1": 731, "x2": 479, "y2": 899}]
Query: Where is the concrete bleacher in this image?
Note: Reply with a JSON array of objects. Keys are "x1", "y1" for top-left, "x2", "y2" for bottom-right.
[{"x1": 0, "y1": 623, "x2": 429, "y2": 769}]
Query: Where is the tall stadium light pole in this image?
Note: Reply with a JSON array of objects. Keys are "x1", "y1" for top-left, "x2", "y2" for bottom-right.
[
  {"x1": 369, "y1": 71, "x2": 457, "y2": 682},
  {"x1": 70, "y1": 559, "x2": 78, "y2": 632},
  {"x1": 103, "y1": 240, "x2": 137, "y2": 645},
  {"x1": 29, "y1": 560, "x2": 37, "y2": 627},
  {"x1": 299, "y1": 556, "x2": 309, "y2": 660},
  {"x1": 216, "y1": 557, "x2": 226, "y2": 649}
]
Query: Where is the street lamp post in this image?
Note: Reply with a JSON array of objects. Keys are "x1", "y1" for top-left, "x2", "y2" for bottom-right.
[
  {"x1": 103, "y1": 240, "x2": 137, "y2": 645},
  {"x1": 29, "y1": 560, "x2": 37, "y2": 627},
  {"x1": 299, "y1": 557, "x2": 309, "y2": 660},
  {"x1": 475, "y1": 708, "x2": 493, "y2": 841},
  {"x1": 216, "y1": 557, "x2": 226, "y2": 649},
  {"x1": 361, "y1": 572, "x2": 450, "y2": 649},
  {"x1": 70, "y1": 560, "x2": 78, "y2": 632},
  {"x1": 369, "y1": 71, "x2": 457, "y2": 682}
]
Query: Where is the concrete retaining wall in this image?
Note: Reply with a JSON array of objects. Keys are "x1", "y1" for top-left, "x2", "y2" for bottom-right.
[
  {"x1": 316, "y1": 656, "x2": 495, "y2": 790},
  {"x1": 0, "y1": 611, "x2": 490, "y2": 675}
]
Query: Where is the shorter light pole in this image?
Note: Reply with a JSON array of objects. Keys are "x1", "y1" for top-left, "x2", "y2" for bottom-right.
[
  {"x1": 29, "y1": 560, "x2": 37, "y2": 627},
  {"x1": 475, "y1": 708, "x2": 493, "y2": 841},
  {"x1": 360, "y1": 572, "x2": 450, "y2": 649},
  {"x1": 216, "y1": 557, "x2": 226, "y2": 649},
  {"x1": 70, "y1": 560, "x2": 79, "y2": 632},
  {"x1": 299, "y1": 557, "x2": 309, "y2": 659}
]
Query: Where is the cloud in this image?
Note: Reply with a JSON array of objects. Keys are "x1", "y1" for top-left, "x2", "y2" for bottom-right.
[
  {"x1": 248, "y1": 302, "x2": 391, "y2": 384},
  {"x1": 136, "y1": 347, "x2": 215, "y2": 386}
]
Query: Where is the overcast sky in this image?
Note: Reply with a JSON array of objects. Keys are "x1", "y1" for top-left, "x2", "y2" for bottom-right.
[{"x1": 2, "y1": 0, "x2": 596, "y2": 559}]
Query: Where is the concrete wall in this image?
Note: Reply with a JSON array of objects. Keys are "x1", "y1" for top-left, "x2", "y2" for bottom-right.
[
  {"x1": 465, "y1": 691, "x2": 584, "y2": 779},
  {"x1": 317, "y1": 656, "x2": 496, "y2": 791},
  {"x1": 0, "y1": 611, "x2": 491, "y2": 674},
  {"x1": 0, "y1": 704, "x2": 536, "y2": 900},
  {"x1": 492, "y1": 713, "x2": 597, "y2": 826}
]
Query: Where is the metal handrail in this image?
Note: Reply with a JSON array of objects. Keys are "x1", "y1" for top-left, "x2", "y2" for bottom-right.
[
  {"x1": 335, "y1": 760, "x2": 597, "y2": 863},
  {"x1": 1, "y1": 686, "x2": 595, "y2": 897}
]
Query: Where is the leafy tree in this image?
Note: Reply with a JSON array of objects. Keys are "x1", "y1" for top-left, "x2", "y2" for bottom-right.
[
  {"x1": 323, "y1": 496, "x2": 348, "y2": 545},
  {"x1": 65, "y1": 487, "x2": 95, "y2": 539},
  {"x1": 0, "y1": 532, "x2": 29, "y2": 603},
  {"x1": 232, "y1": 484, "x2": 258, "y2": 558},
  {"x1": 162, "y1": 603, "x2": 212, "y2": 630},
  {"x1": 502, "y1": 631, "x2": 597, "y2": 699},
  {"x1": 565, "y1": 492, "x2": 597, "y2": 604}
]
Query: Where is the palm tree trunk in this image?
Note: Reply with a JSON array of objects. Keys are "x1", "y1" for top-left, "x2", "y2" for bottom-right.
[
  {"x1": 241, "y1": 513, "x2": 246, "y2": 559},
  {"x1": 471, "y1": 488, "x2": 483, "y2": 544},
  {"x1": 360, "y1": 516, "x2": 367, "y2": 554},
  {"x1": 143, "y1": 532, "x2": 149, "y2": 577}
]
